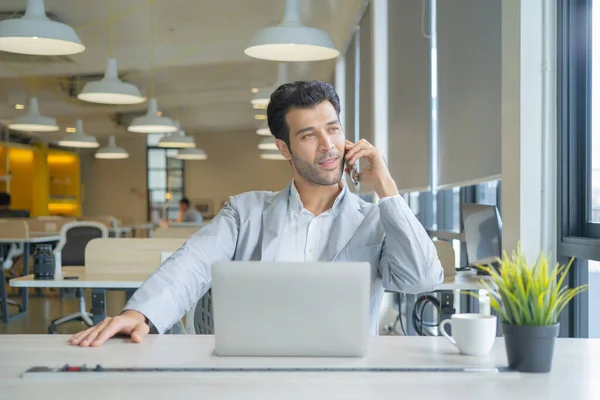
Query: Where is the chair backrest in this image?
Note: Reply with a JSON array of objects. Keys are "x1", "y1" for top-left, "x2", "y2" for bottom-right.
[
  {"x1": 153, "y1": 227, "x2": 199, "y2": 239},
  {"x1": 80, "y1": 216, "x2": 118, "y2": 229},
  {"x1": 85, "y1": 238, "x2": 186, "y2": 274},
  {"x1": 193, "y1": 290, "x2": 214, "y2": 335},
  {"x1": 58, "y1": 222, "x2": 109, "y2": 266},
  {"x1": 0, "y1": 219, "x2": 28, "y2": 238},
  {"x1": 433, "y1": 240, "x2": 456, "y2": 278}
]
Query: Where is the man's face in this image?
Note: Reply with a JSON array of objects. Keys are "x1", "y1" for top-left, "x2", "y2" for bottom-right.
[
  {"x1": 276, "y1": 101, "x2": 345, "y2": 187},
  {"x1": 179, "y1": 202, "x2": 188, "y2": 212}
]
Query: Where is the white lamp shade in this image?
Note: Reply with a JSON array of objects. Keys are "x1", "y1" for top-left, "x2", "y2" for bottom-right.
[
  {"x1": 157, "y1": 133, "x2": 195, "y2": 148},
  {"x1": 8, "y1": 97, "x2": 58, "y2": 132},
  {"x1": 260, "y1": 150, "x2": 287, "y2": 160},
  {"x1": 258, "y1": 136, "x2": 278, "y2": 150},
  {"x1": 78, "y1": 58, "x2": 145, "y2": 105},
  {"x1": 95, "y1": 135, "x2": 129, "y2": 159},
  {"x1": 58, "y1": 119, "x2": 99, "y2": 148},
  {"x1": 256, "y1": 122, "x2": 271, "y2": 136},
  {"x1": 244, "y1": 0, "x2": 339, "y2": 62},
  {"x1": 0, "y1": 0, "x2": 85, "y2": 56},
  {"x1": 176, "y1": 148, "x2": 207, "y2": 160},
  {"x1": 127, "y1": 98, "x2": 177, "y2": 133}
]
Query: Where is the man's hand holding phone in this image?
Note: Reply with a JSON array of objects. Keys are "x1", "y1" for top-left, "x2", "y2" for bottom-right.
[{"x1": 344, "y1": 139, "x2": 399, "y2": 199}]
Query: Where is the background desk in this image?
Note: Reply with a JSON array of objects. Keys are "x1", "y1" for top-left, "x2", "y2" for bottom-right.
[
  {"x1": 10, "y1": 267, "x2": 146, "y2": 325},
  {"x1": 0, "y1": 235, "x2": 61, "y2": 323},
  {"x1": 11, "y1": 268, "x2": 492, "y2": 331},
  {"x1": 0, "y1": 335, "x2": 599, "y2": 399}
]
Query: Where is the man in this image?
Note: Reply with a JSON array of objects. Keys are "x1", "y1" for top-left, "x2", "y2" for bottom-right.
[
  {"x1": 177, "y1": 198, "x2": 204, "y2": 223},
  {"x1": 70, "y1": 81, "x2": 444, "y2": 347}
]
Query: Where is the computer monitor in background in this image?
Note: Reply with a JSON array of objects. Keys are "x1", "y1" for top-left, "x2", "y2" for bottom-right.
[{"x1": 460, "y1": 203, "x2": 502, "y2": 273}]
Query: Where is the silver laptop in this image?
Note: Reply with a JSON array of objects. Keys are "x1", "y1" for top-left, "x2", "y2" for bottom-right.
[{"x1": 211, "y1": 261, "x2": 371, "y2": 357}]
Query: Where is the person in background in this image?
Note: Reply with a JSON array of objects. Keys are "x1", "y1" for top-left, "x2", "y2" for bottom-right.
[{"x1": 177, "y1": 198, "x2": 204, "y2": 223}]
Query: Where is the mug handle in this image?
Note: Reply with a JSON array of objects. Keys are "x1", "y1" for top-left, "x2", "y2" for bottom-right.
[{"x1": 439, "y1": 320, "x2": 457, "y2": 347}]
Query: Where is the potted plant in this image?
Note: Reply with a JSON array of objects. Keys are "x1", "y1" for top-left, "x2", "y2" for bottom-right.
[{"x1": 477, "y1": 247, "x2": 587, "y2": 373}]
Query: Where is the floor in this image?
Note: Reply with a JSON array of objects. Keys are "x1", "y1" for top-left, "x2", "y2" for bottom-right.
[
  {"x1": 0, "y1": 288, "x2": 127, "y2": 335},
  {"x1": 0, "y1": 288, "x2": 404, "y2": 336}
]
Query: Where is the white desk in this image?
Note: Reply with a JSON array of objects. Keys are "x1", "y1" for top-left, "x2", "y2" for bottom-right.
[
  {"x1": 10, "y1": 266, "x2": 147, "y2": 289},
  {"x1": 0, "y1": 235, "x2": 61, "y2": 323},
  {"x1": 10, "y1": 266, "x2": 147, "y2": 325},
  {"x1": 0, "y1": 335, "x2": 598, "y2": 399},
  {"x1": 438, "y1": 269, "x2": 492, "y2": 290}
]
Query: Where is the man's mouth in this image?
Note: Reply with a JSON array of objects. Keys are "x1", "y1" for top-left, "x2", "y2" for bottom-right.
[{"x1": 318, "y1": 157, "x2": 339, "y2": 168}]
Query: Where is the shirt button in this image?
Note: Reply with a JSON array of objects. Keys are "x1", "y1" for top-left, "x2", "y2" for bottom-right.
[{"x1": 308, "y1": 248, "x2": 314, "y2": 253}]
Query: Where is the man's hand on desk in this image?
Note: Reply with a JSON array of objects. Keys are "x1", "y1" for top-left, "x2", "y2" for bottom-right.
[{"x1": 69, "y1": 310, "x2": 149, "y2": 347}]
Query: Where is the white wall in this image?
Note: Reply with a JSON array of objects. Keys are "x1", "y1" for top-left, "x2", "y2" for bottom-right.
[
  {"x1": 184, "y1": 130, "x2": 293, "y2": 213},
  {"x1": 80, "y1": 130, "x2": 295, "y2": 222},
  {"x1": 80, "y1": 135, "x2": 148, "y2": 224}
]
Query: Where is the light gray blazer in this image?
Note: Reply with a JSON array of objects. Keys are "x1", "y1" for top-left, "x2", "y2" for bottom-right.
[{"x1": 125, "y1": 183, "x2": 444, "y2": 334}]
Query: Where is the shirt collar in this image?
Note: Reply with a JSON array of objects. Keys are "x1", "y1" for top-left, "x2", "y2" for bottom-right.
[{"x1": 289, "y1": 179, "x2": 346, "y2": 216}]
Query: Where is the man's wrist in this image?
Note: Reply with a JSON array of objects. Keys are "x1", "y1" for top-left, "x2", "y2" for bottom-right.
[
  {"x1": 375, "y1": 177, "x2": 399, "y2": 199},
  {"x1": 121, "y1": 309, "x2": 148, "y2": 324}
]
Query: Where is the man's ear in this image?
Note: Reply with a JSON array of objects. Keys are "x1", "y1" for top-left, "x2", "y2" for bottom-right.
[{"x1": 275, "y1": 139, "x2": 292, "y2": 160}]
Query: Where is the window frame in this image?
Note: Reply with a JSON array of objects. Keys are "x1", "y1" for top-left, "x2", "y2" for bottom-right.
[
  {"x1": 146, "y1": 145, "x2": 185, "y2": 222},
  {"x1": 558, "y1": 0, "x2": 600, "y2": 261}
]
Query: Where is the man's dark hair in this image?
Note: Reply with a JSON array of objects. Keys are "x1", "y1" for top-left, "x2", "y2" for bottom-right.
[
  {"x1": 266, "y1": 80, "x2": 341, "y2": 150},
  {"x1": 0, "y1": 192, "x2": 11, "y2": 207},
  {"x1": 180, "y1": 198, "x2": 190, "y2": 206}
]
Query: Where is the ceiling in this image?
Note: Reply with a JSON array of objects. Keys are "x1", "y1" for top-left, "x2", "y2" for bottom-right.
[{"x1": 0, "y1": 0, "x2": 366, "y2": 144}]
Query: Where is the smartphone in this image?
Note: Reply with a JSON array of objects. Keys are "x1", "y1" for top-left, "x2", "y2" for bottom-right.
[{"x1": 344, "y1": 150, "x2": 359, "y2": 186}]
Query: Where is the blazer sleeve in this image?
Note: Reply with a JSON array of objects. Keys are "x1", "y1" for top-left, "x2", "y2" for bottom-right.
[
  {"x1": 123, "y1": 197, "x2": 240, "y2": 333},
  {"x1": 377, "y1": 195, "x2": 444, "y2": 294}
]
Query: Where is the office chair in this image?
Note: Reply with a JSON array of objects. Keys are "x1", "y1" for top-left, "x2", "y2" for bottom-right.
[
  {"x1": 190, "y1": 290, "x2": 213, "y2": 334},
  {"x1": 48, "y1": 221, "x2": 108, "y2": 333},
  {"x1": 0, "y1": 210, "x2": 28, "y2": 272},
  {"x1": 0, "y1": 244, "x2": 21, "y2": 311}
]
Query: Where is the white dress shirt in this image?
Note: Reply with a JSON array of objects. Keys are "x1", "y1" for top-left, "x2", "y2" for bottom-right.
[{"x1": 276, "y1": 180, "x2": 396, "y2": 262}]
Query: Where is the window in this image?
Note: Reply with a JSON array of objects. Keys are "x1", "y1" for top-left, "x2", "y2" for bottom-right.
[
  {"x1": 558, "y1": 0, "x2": 600, "y2": 337},
  {"x1": 476, "y1": 180, "x2": 499, "y2": 206},
  {"x1": 592, "y1": 0, "x2": 600, "y2": 224},
  {"x1": 147, "y1": 134, "x2": 185, "y2": 222}
]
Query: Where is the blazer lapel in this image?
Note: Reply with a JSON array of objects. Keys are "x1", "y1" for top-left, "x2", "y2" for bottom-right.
[
  {"x1": 260, "y1": 184, "x2": 291, "y2": 261},
  {"x1": 322, "y1": 185, "x2": 364, "y2": 261}
]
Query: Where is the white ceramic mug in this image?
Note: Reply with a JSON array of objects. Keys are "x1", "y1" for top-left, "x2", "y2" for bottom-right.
[{"x1": 439, "y1": 314, "x2": 497, "y2": 356}]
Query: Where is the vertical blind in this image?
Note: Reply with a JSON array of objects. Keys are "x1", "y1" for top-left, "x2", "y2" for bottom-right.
[
  {"x1": 387, "y1": 0, "x2": 432, "y2": 193},
  {"x1": 436, "y1": 0, "x2": 502, "y2": 189}
]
